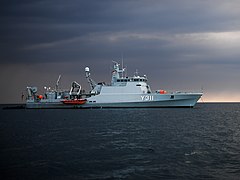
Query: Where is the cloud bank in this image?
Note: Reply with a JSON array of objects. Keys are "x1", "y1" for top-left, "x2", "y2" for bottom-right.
[{"x1": 1, "y1": 0, "x2": 240, "y2": 102}]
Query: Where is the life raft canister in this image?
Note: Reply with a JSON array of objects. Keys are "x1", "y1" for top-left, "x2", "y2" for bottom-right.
[{"x1": 159, "y1": 90, "x2": 167, "y2": 94}]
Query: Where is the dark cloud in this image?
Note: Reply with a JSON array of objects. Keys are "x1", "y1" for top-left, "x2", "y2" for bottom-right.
[{"x1": 1, "y1": 0, "x2": 240, "y2": 102}]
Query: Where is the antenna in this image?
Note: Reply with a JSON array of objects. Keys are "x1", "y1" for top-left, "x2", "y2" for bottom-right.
[
  {"x1": 135, "y1": 69, "x2": 138, "y2": 77},
  {"x1": 125, "y1": 65, "x2": 127, "y2": 77},
  {"x1": 121, "y1": 54, "x2": 124, "y2": 78},
  {"x1": 112, "y1": 60, "x2": 118, "y2": 65}
]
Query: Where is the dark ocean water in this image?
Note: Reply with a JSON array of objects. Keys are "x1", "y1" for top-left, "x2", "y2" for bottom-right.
[{"x1": 0, "y1": 103, "x2": 240, "y2": 180}]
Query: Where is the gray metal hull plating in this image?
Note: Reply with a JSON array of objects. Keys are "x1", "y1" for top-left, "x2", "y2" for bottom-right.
[
  {"x1": 82, "y1": 93, "x2": 202, "y2": 108},
  {"x1": 26, "y1": 93, "x2": 202, "y2": 109}
]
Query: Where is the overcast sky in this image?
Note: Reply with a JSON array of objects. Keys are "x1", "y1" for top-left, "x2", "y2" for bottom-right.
[{"x1": 1, "y1": 0, "x2": 240, "y2": 103}]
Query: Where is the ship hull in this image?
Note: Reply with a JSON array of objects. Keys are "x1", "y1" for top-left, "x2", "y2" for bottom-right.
[
  {"x1": 26, "y1": 93, "x2": 202, "y2": 109},
  {"x1": 82, "y1": 93, "x2": 202, "y2": 108},
  {"x1": 82, "y1": 100, "x2": 198, "y2": 108}
]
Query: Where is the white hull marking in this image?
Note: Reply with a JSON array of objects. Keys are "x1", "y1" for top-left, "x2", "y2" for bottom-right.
[{"x1": 141, "y1": 95, "x2": 154, "y2": 101}]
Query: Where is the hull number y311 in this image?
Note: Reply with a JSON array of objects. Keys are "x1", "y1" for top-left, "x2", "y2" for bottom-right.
[{"x1": 141, "y1": 95, "x2": 154, "y2": 101}]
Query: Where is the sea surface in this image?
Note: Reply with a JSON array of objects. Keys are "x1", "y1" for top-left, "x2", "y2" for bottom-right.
[{"x1": 0, "y1": 103, "x2": 240, "y2": 180}]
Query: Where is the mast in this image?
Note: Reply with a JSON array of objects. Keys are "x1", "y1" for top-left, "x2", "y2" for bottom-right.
[
  {"x1": 111, "y1": 61, "x2": 125, "y2": 85},
  {"x1": 85, "y1": 67, "x2": 96, "y2": 90}
]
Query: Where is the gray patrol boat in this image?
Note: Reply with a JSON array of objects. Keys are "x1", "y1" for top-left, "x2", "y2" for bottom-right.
[{"x1": 26, "y1": 61, "x2": 202, "y2": 108}]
